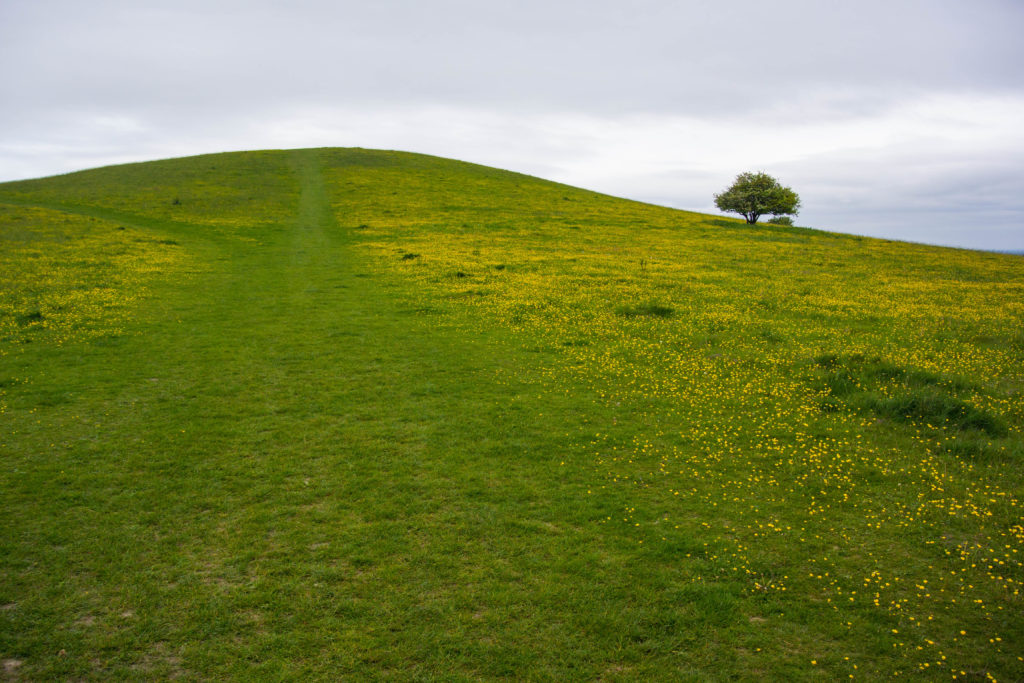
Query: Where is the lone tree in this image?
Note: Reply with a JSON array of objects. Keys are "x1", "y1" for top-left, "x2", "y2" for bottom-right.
[{"x1": 714, "y1": 172, "x2": 800, "y2": 224}]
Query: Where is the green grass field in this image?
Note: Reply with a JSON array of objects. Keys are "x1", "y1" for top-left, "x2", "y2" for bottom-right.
[{"x1": 1, "y1": 148, "x2": 1022, "y2": 680}]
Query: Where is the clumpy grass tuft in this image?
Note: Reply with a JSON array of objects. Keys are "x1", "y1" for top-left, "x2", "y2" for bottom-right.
[
  {"x1": 866, "y1": 390, "x2": 1007, "y2": 436},
  {"x1": 615, "y1": 302, "x2": 674, "y2": 318},
  {"x1": 811, "y1": 354, "x2": 1005, "y2": 436},
  {"x1": 15, "y1": 309, "x2": 45, "y2": 325}
]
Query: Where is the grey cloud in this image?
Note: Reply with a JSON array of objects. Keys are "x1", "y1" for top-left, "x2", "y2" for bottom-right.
[{"x1": 4, "y1": 0, "x2": 1023, "y2": 115}]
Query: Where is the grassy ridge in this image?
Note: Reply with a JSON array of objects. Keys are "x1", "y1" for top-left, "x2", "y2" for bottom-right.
[{"x1": 1, "y1": 148, "x2": 1022, "y2": 680}]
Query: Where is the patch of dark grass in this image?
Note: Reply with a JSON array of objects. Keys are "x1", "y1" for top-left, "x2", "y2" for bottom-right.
[
  {"x1": 938, "y1": 435, "x2": 1015, "y2": 463},
  {"x1": 813, "y1": 353, "x2": 840, "y2": 368},
  {"x1": 865, "y1": 391, "x2": 1007, "y2": 437},
  {"x1": 15, "y1": 310, "x2": 44, "y2": 325},
  {"x1": 398, "y1": 306, "x2": 444, "y2": 315},
  {"x1": 400, "y1": 253, "x2": 420, "y2": 261},
  {"x1": 814, "y1": 353, "x2": 968, "y2": 391},
  {"x1": 820, "y1": 370, "x2": 859, "y2": 397},
  {"x1": 616, "y1": 303, "x2": 674, "y2": 319},
  {"x1": 810, "y1": 354, "x2": 1003, "y2": 436},
  {"x1": 25, "y1": 387, "x2": 75, "y2": 408}
]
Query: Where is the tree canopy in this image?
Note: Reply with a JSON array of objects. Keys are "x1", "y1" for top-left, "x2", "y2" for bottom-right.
[{"x1": 714, "y1": 172, "x2": 800, "y2": 225}]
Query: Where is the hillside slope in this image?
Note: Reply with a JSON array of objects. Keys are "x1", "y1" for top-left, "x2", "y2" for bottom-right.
[{"x1": 1, "y1": 148, "x2": 1022, "y2": 680}]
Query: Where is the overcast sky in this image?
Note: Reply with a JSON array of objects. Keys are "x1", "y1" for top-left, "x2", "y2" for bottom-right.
[{"x1": 2, "y1": 0, "x2": 1023, "y2": 251}]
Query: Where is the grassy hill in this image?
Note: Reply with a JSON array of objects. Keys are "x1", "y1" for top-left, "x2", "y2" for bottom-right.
[{"x1": 1, "y1": 148, "x2": 1022, "y2": 680}]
